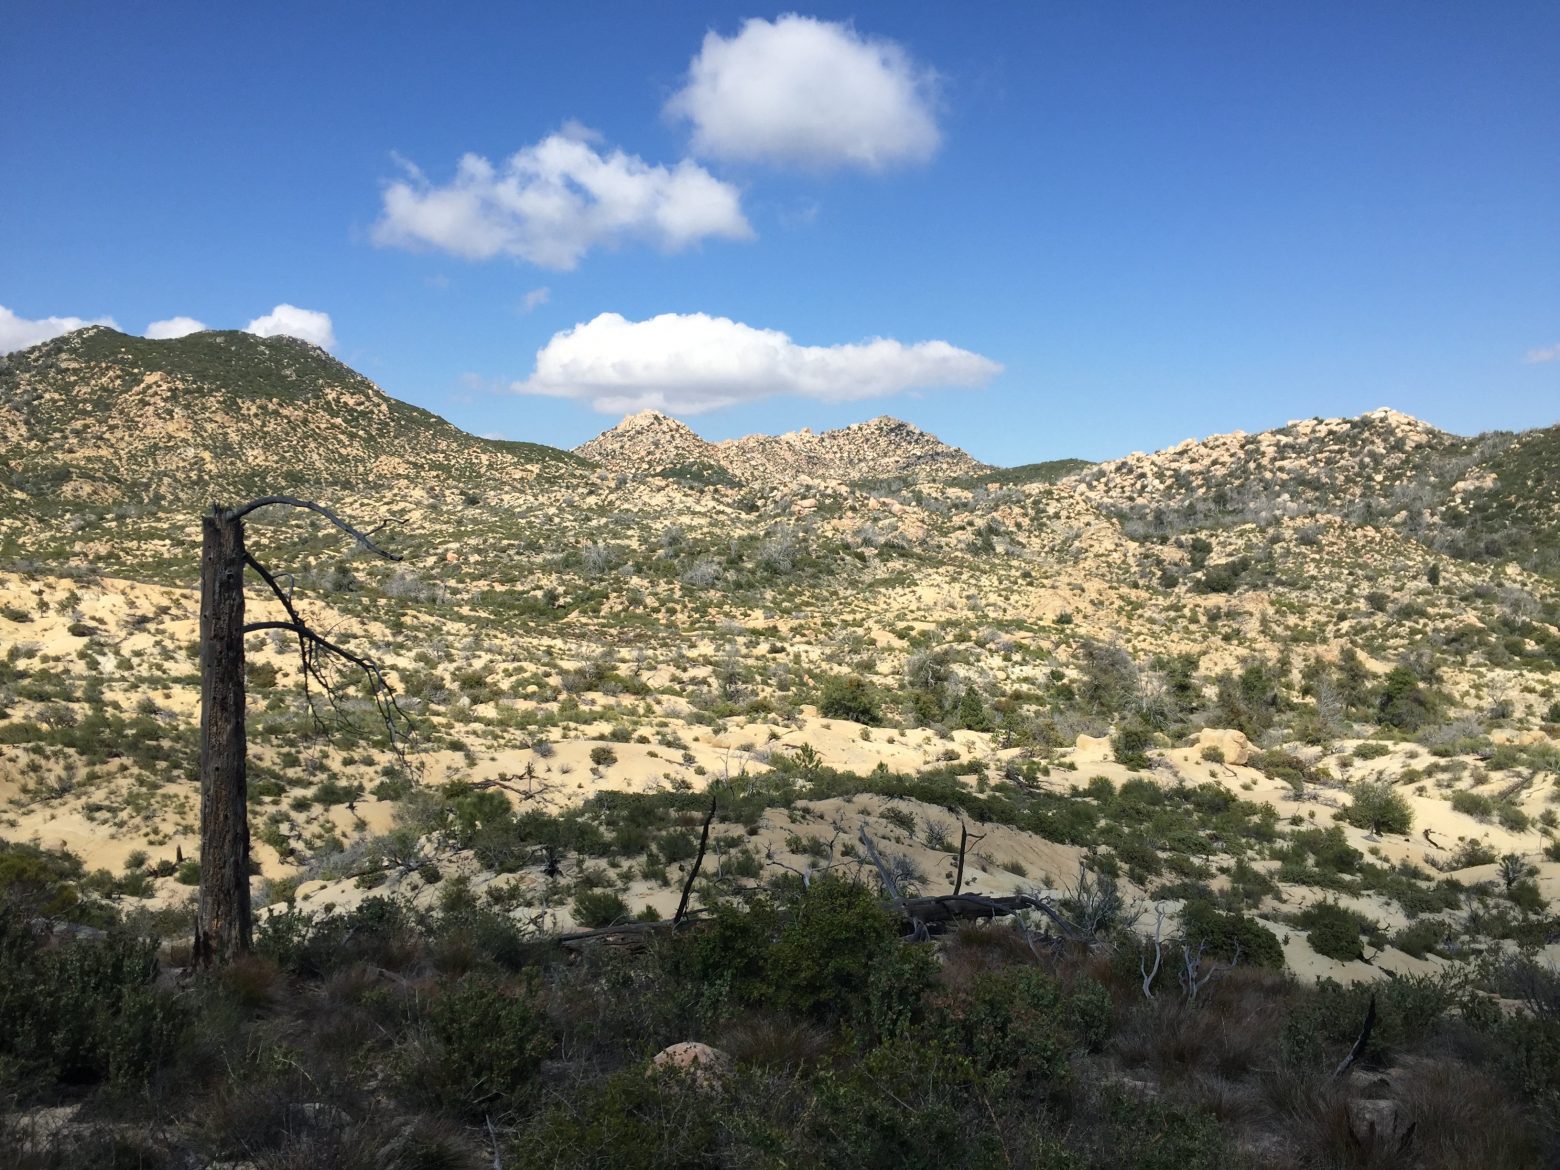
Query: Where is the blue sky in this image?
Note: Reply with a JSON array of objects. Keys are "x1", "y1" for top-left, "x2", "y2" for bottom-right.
[{"x1": 3, "y1": 3, "x2": 1556, "y2": 465}]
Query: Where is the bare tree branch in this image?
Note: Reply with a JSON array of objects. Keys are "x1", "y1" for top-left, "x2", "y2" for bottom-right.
[
  {"x1": 1334, "y1": 993, "x2": 1377, "y2": 1079},
  {"x1": 952, "y1": 820, "x2": 987, "y2": 897},
  {"x1": 857, "y1": 824, "x2": 903, "y2": 903},
  {"x1": 674, "y1": 792, "x2": 718, "y2": 926},
  {"x1": 240, "y1": 619, "x2": 411, "y2": 753},
  {"x1": 1141, "y1": 905, "x2": 1166, "y2": 999},
  {"x1": 224, "y1": 495, "x2": 404, "y2": 561}
]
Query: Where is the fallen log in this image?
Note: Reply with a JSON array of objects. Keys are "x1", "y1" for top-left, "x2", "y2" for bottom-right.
[
  {"x1": 555, "y1": 892, "x2": 1050, "y2": 952},
  {"x1": 895, "y1": 893, "x2": 1041, "y2": 925},
  {"x1": 556, "y1": 909, "x2": 712, "y2": 950}
]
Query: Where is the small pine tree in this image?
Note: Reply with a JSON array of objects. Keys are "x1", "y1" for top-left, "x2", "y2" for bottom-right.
[
  {"x1": 1112, "y1": 723, "x2": 1153, "y2": 770},
  {"x1": 955, "y1": 686, "x2": 991, "y2": 732}
]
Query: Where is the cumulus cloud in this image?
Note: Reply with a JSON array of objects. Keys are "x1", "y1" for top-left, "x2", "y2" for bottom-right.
[
  {"x1": 520, "y1": 286, "x2": 551, "y2": 313},
  {"x1": 244, "y1": 304, "x2": 336, "y2": 349},
  {"x1": 372, "y1": 131, "x2": 752, "y2": 270},
  {"x1": 0, "y1": 305, "x2": 118, "y2": 354},
  {"x1": 512, "y1": 312, "x2": 1000, "y2": 415},
  {"x1": 666, "y1": 15, "x2": 940, "y2": 171},
  {"x1": 145, "y1": 316, "x2": 208, "y2": 339},
  {"x1": 1525, "y1": 343, "x2": 1560, "y2": 364}
]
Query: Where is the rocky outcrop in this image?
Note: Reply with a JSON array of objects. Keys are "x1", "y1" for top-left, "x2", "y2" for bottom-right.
[
  {"x1": 1066, "y1": 408, "x2": 1465, "y2": 532},
  {"x1": 575, "y1": 411, "x2": 988, "y2": 486},
  {"x1": 573, "y1": 409, "x2": 717, "y2": 475}
]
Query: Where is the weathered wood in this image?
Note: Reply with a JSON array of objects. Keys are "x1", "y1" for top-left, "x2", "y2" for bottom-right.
[
  {"x1": 952, "y1": 821, "x2": 985, "y2": 897},
  {"x1": 557, "y1": 909, "x2": 714, "y2": 949},
  {"x1": 673, "y1": 793, "x2": 718, "y2": 925},
  {"x1": 894, "y1": 893, "x2": 1041, "y2": 924},
  {"x1": 857, "y1": 825, "x2": 902, "y2": 902},
  {"x1": 1334, "y1": 993, "x2": 1377, "y2": 1079},
  {"x1": 196, "y1": 506, "x2": 251, "y2": 966},
  {"x1": 556, "y1": 892, "x2": 1043, "y2": 952},
  {"x1": 192, "y1": 496, "x2": 405, "y2": 968}
]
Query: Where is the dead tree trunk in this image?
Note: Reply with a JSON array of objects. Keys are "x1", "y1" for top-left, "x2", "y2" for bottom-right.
[
  {"x1": 673, "y1": 793, "x2": 718, "y2": 926},
  {"x1": 195, "y1": 506, "x2": 250, "y2": 966},
  {"x1": 193, "y1": 495, "x2": 407, "y2": 967}
]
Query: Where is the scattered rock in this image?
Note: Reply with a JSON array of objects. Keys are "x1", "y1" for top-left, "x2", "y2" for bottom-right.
[
  {"x1": 1346, "y1": 1097, "x2": 1411, "y2": 1148},
  {"x1": 1192, "y1": 727, "x2": 1254, "y2": 766},
  {"x1": 650, "y1": 1042, "x2": 733, "y2": 1092}
]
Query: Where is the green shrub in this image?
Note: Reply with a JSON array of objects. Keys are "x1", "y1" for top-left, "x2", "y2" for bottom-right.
[
  {"x1": 1341, "y1": 779, "x2": 1413, "y2": 836},
  {"x1": 1441, "y1": 792, "x2": 1491, "y2": 817},
  {"x1": 1198, "y1": 558, "x2": 1251, "y2": 594},
  {"x1": 657, "y1": 828, "x2": 698, "y2": 863},
  {"x1": 1281, "y1": 974, "x2": 1455, "y2": 1069},
  {"x1": 818, "y1": 674, "x2": 883, "y2": 725},
  {"x1": 1497, "y1": 803, "x2": 1531, "y2": 832},
  {"x1": 801, "y1": 1034, "x2": 1015, "y2": 1170},
  {"x1": 954, "y1": 687, "x2": 992, "y2": 732},
  {"x1": 256, "y1": 897, "x2": 425, "y2": 977},
  {"x1": 412, "y1": 976, "x2": 546, "y2": 1118},
  {"x1": 515, "y1": 1065, "x2": 722, "y2": 1168},
  {"x1": 1391, "y1": 917, "x2": 1450, "y2": 958},
  {"x1": 1450, "y1": 838, "x2": 1498, "y2": 868},
  {"x1": 1485, "y1": 1008, "x2": 1560, "y2": 1120},
  {"x1": 1508, "y1": 880, "x2": 1548, "y2": 914},
  {"x1": 1179, "y1": 900, "x2": 1285, "y2": 969},
  {"x1": 769, "y1": 879, "x2": 907, "y2": 1020},
  {"x1": 1111, "y1": 723, "x2": 1153, "y2": 770},
  {"x1": 589, "y1": 745, "x2": 618, "y2": 767},
  {"x1": 1296, "y1": 901, "x2": 1367, "y2": 961},
  {"x1": 678, "y1": 878, "x2": 912, "y2": 1027},
  {"x1": 0, "y1": 838, "x2": 93, "y2": 919},
  {"x1": 572, "y1": 889, "x2": 630, "y2": 928},
  {"x1": 929, "y1": 960, "x2": 1116, "y2": 1098},
  {"x1": 0, "y1": 913, "x2": 186, "y2": 1093},
  {"x1": 1376, "y1": 666, "x2": 1439, "y2": 731},
  {"x1": 1250, "y1": 749, "x2": 1317, "y2": 794},
  {"x1": 1075, "y1": 1084, "x2": 1228, "y2": 1170},
  {"x1": 1353, "y1": 740, "x2": 1391, "y2": 760},
  {"x1": 934, "y1": 965, "x2": 1082, "y2": 1092}
]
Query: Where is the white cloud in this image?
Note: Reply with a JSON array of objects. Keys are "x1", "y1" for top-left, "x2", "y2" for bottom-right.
[
  {"x1": 513, "y1": 311, "x2": 1000, "y2": 415},
  {"x1": 244, "y1": 304, "x2": 336, "y2": 349},
  {"x1": 145, "y1": 316, "x2": 208, "y2": 339},
  {"x1": 372, "y1": 131, "x2": 752, "y2": 270},
  {"x1": 0, "y1": 305, "x2": 118, "y2": 354},
  {"x1": 666, "y1": 15, "x2": 940, "y2": 171},
  {"x1": 520, "y1": 286, "x2": 551, "y2": 313},
  {"x1": 1525, "y1": 343, "x2": 1560, "y2": 364}
]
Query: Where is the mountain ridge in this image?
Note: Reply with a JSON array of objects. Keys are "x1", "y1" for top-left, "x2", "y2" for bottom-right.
[
  {"x1": 1066, "y1": 406, "x2": 1559, "y2": 574},
  {"x1": 4, "y1": 326, "x2": 1556, "y2": 573},
  {"x1": 0, "y1": 326, "x2": 582, "y2": 506}
]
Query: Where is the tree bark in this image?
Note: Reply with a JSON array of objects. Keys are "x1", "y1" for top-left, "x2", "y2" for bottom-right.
[{"x1": 196, "y1": 507, "x2": 250, "y2": 965}]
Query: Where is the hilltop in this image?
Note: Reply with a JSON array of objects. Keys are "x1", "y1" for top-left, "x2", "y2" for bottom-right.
[
  {"x1": 575, "y1": 409, "x2": 989, "y2": 486},
  {"x1": 0, "y1": 326, "x2": 582, "y2": 509},
  {"x1": 1068, "y1": 407, "x2": 1559, "y2": 574}
]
